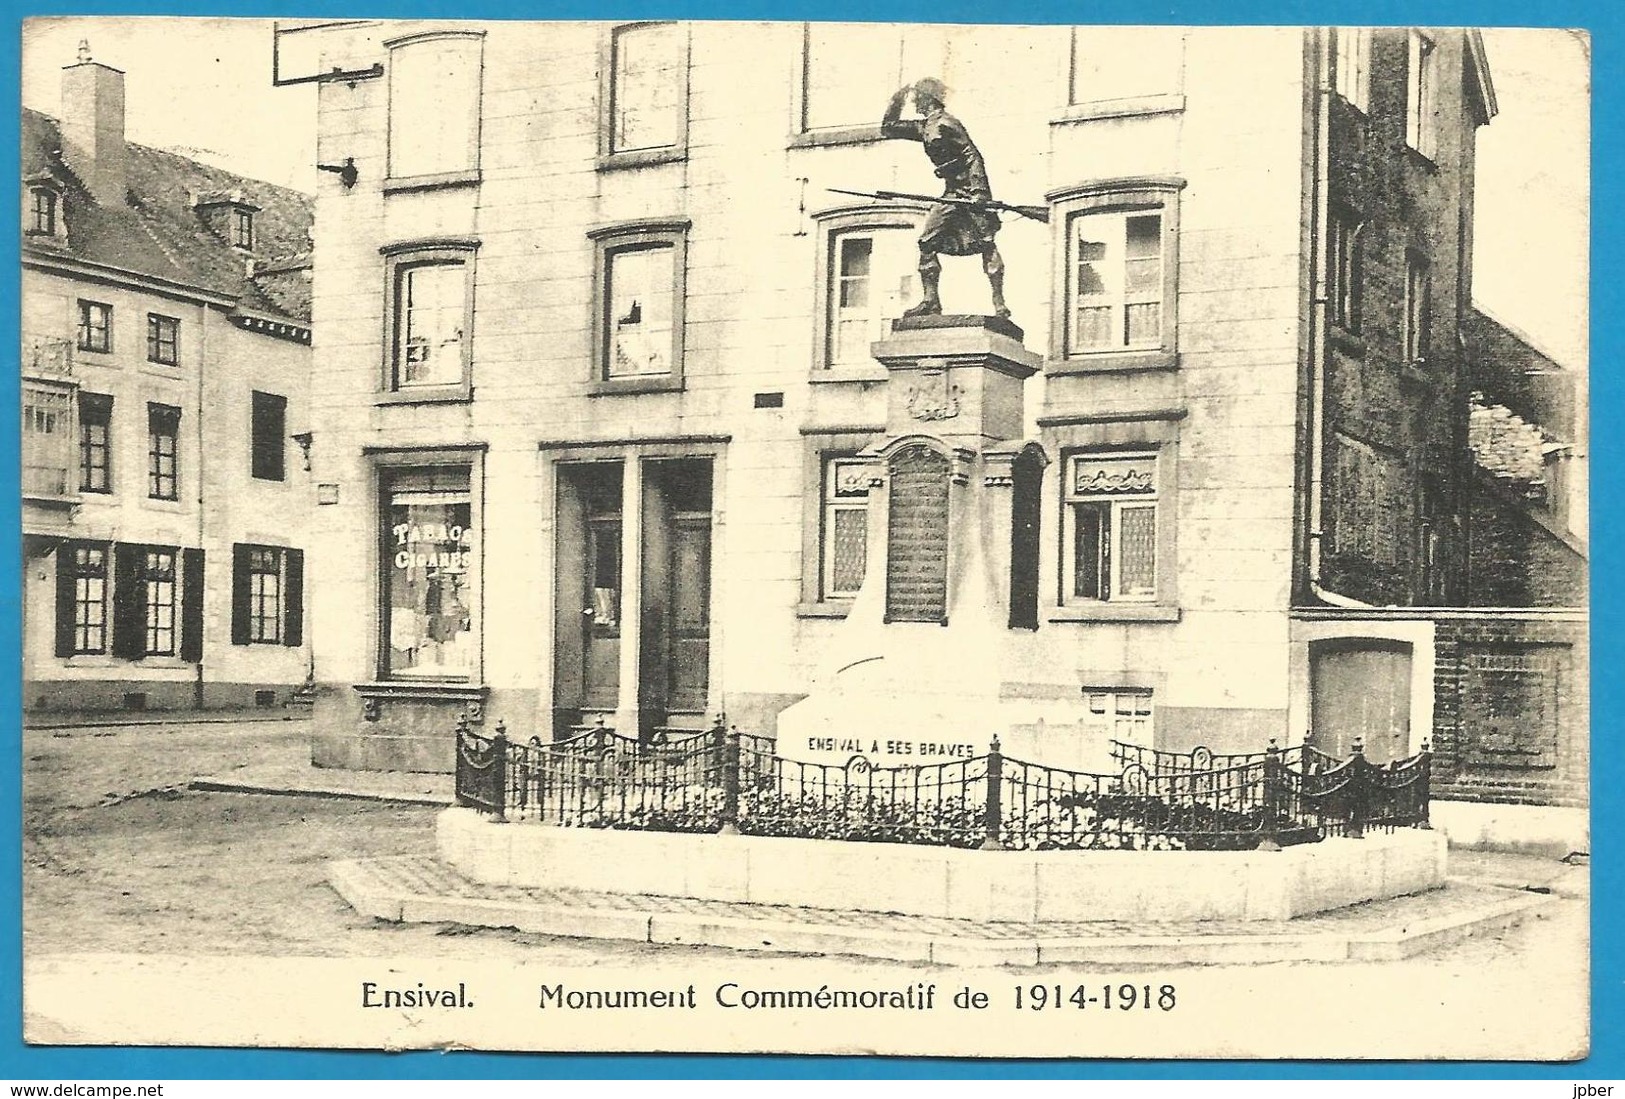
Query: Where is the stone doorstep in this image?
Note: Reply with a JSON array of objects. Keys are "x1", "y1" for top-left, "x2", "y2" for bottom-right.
[{"x1": 324, "y1": 857, "x2": 1554, "y2": 967}]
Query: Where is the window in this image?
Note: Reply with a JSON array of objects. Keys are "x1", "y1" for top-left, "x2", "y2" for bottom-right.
[
  {"x1": 1405, "y1": 253, "x2": 1432, "y2": 364},
  {"x1": 55, "y1": 543, "x2": 108, "y2": 655},
  {"x1": 146, "y1": 314, "x2": 179, "y2": 365},
  {"x1": 251, "y1": 391, "x2": 287, "y2": 481},
  {"x1": 1064, "y1": 452, "x2": 1159, "y2": 603},
  {"x1": 1068, "y1": 25, "x2": 1184, "y2": 106},
  {"x1": 22, "y1": 386, "x2": 73, "y2": 497},
  {"x1": 1332, "y1": 434, "x2": 1405, "y2": 565},
  {"x1": 1406, "y1": 29, "x2": 1439, "y2": 160},
  {"x1": 77, "y1": 300, "x2": 111, "y2": 353},
  {"x1": 797, "y1": 23, "x2": 941, "y2": 137},
  {"x1": 232, "y1": 208, "x2": 254, "y2": 250},
  {"x1": 825, "y1": 226, "x2": 919, "y2": 368},
  {"x1": 383, "y1": 240, "x2": 477, "y2": 395},
  {"x1": 147, "y1": 403, "x2": 180, "y2": 501},
  {"x1": 30, "y1": 187, "x2": 56, "y2": 234},
  {"x1": 141, "y1": 549, "x2": 177, "y2": 656},
  {"x1": 1084, "y1": 688, "x2": 1154, "y2": 744},
  {"x1": 603, "y1": 23, "x2": 687, "y2": 164},
  {"x1": 1072, "y1": 211, "x2": 1163, "y2": 351},
  {"x1": 384, "y1": 467, "x2": 475, "y2": 679},
  {"x1": 1334, "y1": 27, "x2": 1372, "y2": 111},
  {"x1": 1328, "y1": 212, "x2": 1362, "y2": 333},
  {"x1": 386, "y1": 31, "x2": 484, "y2": 182},
  {"x1": 79, "y1": 392, "x2": 112, "y2": 493},
  {"x1": 1049, "y1": 180, "x2": 1183, "y2": 368},
  {"x1": 232, "y1": 544, "x2": 304, "y2": 646},
  {"x1": 590, "y1": 221, "x2": 688, "y2": 391},
  {"x1": 821, "y1": 457, "x2": 874, "y2": 599}
]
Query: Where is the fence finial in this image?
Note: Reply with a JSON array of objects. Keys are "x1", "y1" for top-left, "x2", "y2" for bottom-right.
[
  {"x1": 594, "y1": 714, "x2": 607, "y2": 730},
  {"x1": 494, "y1": 718, "x2": 507, "y2": 740},
  {"x1": 1420, "y1": 737, "x2": 1431, "y2": 754},
  {"x1": 1351, "y1": 735, "x2": 1365, "y2": 757}
]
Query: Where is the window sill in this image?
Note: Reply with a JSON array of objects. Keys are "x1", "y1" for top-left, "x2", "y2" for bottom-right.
[
  {"x1": 1329, "y1": 328, "x2": 1366, "y2": 358},
  {"x1": 1047, "y1": 350, "x2": 1178, "y2": 375},
  {"x1": 1048, "y1": 604, "x2": 1181, "y2": 624},
  {"x1": 250, "y1": 474, "x2": 288, "y2": 486},
  {"x1": 589, "y1": 374, "x2": 685, "y2": 396},
  {"x1": 1050, "y1": 93, "x2": 1185, "y2": 125},
  {"x1": 140, "y1": 363, "x2": 186, "y2": 381},
  {"x1": 354, "y1": 680, "x2": 486, "y2": 701},
  {"x1": 142, "y1": 497, "x2": 185, "y2": 512},
  {"x1": 796, "y1": 600, "x2": 854, "y2": 619},
  {"x1": 810, "y1": 364, "x2": 890, "y2": 385},
  {"x1": 376, "y1": 384, "x2": 473, "y2": 406},
  {"x1": 789, "y1": 125, "x2": 885, "y2": 150},
  {"x1": 382, "y1": 169, "x2": 483, "y2": 195},
  {"x1": 598, "y1": 146, "x2": 687, "y2": 171}
]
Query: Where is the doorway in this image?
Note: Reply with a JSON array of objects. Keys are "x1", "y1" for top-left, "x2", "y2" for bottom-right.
[{"x1": 1308, "y1": 638, "x2": 1413, "y2": 764}]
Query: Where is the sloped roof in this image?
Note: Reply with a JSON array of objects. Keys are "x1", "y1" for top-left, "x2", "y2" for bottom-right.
[{"x1": 21, "y1": 107, "x2": 314, "y2": 325}]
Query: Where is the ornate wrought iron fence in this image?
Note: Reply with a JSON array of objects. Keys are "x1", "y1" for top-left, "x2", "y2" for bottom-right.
[{"x1": 453, "y1": 717, "x2": 1432, "y2": 851}]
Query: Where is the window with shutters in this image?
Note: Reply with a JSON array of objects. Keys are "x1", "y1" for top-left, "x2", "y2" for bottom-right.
[
  {"x1": 56, "y1": 542, "x2": 109, "y2": 655},
  {"x1": 232, "y1": 543, "x2": 304, "y2": 648},
  {"x1": 147, "y1": 403, "x2": 180, "y2": 500},
  {"x1": 79, "y1": 392, "x2": 112, "y2": 493},
  {"x1": 1063, "y1": 452, "x2": 1160, "y2": 603},
  {"x1": 251, "y1": 391, "x2": 287, "y2": 481},
  {"x1": 140, "y1": 550, "x2": 177, "y2": 656},
  {"x1": 107, "y1": 543, "x2": 202, "y2": 661}
]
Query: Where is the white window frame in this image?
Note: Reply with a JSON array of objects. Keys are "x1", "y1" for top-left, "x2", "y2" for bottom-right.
[
  {"x1": 1063, "y1": 451, "x2": 1160, "y2": 605},
  {"x1": 1067, "y1": 25, "x2": 1186, "y2": 110},
  {"x1": 820, "y1": 456, "x2": 875, "y2": 600},
  {"x1": 1047, "y1": 179, "x2": 1183, "y2": 372},
  {"x1": 588, "y1": 219, "x2": 690, "y2": 394},
  {"x1": 1334, "y1": 27, "x2": 1372, "y2": 112},
  {"x1": 1405, "y1": 29, "x2": 1438, "y2": 160},
  {"x1": 600, "y1": 22, "x2": 690, "y2": 168}
]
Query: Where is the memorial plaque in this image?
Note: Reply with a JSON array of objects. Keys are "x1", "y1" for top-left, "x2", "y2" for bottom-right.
[{"x1": 885, "y1": 444, "x2": 950, "y2": 623}]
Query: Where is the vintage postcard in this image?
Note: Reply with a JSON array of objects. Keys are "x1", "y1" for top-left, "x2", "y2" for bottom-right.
[{"x1": 18, "y1": 16, "x2": 1589, "y2": 1060}]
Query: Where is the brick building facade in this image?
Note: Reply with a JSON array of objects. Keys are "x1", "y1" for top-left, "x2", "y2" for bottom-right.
[{"x1": 21, "y1": 50, "x2": 316, "y2": 711}]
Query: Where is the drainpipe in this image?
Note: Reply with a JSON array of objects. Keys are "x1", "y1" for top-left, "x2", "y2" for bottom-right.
[
  {"x1": 1306, "y1": 27, "x2": 1372, "y2": 612},
  {"x1": 194, "y1": 300, "x2": 208, "y2": 707}
]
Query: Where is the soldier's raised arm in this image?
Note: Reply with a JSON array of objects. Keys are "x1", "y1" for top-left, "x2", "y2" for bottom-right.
[{"x1": 881, "y1": 84, "x2": 922, "y2": 141}]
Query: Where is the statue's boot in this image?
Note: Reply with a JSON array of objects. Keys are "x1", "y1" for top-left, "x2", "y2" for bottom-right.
[{"x1": 902, "y1": 298, "x2": 943, "y2": 317}]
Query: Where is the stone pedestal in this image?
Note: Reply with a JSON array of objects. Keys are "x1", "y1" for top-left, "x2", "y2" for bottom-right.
[{"x1": 778, "y1": 316, "x2": 1054, "y2": 767}]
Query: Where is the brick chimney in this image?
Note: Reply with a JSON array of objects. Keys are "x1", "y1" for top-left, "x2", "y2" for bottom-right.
[{"x1": 59, "y1": 42, "x2": 127, "y2": 208}]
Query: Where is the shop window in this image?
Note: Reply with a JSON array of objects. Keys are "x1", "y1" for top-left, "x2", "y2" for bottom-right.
[
  {"x1": 78, "y1": 392, "x2": 112, "y2": 494},
  {"x1": 821, "y1": 457, "x2": 874, "y2": 599},
  {"x1": 383, "y1": 467, "x2": 475, "y2": 680},
  {"x1": 603, "y1": 22, "x2": 687, "y2": 165},
  {"x1": 1329, "y1": 212, "x2": 1363, "y2": 334},
  {"x1": 232, "y1": 544, "x2": 304, "y2": 646},
  {"x1": 383, "y1": 240, "x2": 478, "y2": 397},
  {"x1": 147, "y1": 313, "x2": 179, "y2": 365},
  {"x1": 77, "y1": 300, "x2": 111, "y2": 353},
  {"x1": 386, "y1": 31, "x2": 484, "y2": 183},
  {"x1": 590, "y1": 221, "x2": 688, "y2": 393},
  {"x1": 1048, "y1": 180, "x2": 1182, "y2": 369},
  {"x1": 147, "y1": 403, "x2": 180, "y2": 501},
  {"x1": 1406, "y1": 29, "x2": 1439, "y2": 160},
  {"x1": 1068, "y1": 25, "x2": 1183, "y2": 106},
  {"x1": 54, "y1": 541, "x2": 108, "y2": 656},
  {"x1": 251, "y1": 391, "x2": 287, "y2": 481},
  {"x1": 1064, "y1": 452, "x2": 1160, "y2": 603},
  {"x1": 1335, "y1": 27, "x2": 1372, "y2": 111}
]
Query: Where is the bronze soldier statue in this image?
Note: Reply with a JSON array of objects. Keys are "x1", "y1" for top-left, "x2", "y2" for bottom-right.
[{"x1": 881, "y1": 78, "x2": 1009, "y2": 319}]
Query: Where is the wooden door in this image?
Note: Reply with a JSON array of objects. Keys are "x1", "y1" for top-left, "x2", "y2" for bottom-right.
[
  {"x1": 1308, "y1": 640, "x2": 1412, "y2": 764},
  {"x1": 667, "y1": 515, "x2": 711, "y2": 714}
]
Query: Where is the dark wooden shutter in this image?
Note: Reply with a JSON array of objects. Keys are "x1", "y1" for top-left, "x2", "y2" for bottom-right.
[
  {"x1": 54, "y1": 543, "x2": 78, "y2": 657},
  {"x1": 231, "y1": 543, "x2": 252, "y2": 645},
  {"x1": 283, "y1": 549, "x2": 304, "y2": 647},
  {"x1": 111, "y1": 543, "x2": 146, "y2": 659},
  {"x1": 180, "y1": 548, "x2": 205, "y2": 662},
  {"x1": 251, "y1": 392, "x2": 287, "y2": 482}
]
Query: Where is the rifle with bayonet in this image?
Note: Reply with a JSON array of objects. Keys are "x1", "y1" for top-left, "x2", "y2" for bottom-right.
[{"x1": 826, "y1": 187, "x2": 1049, "y2": 224}]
